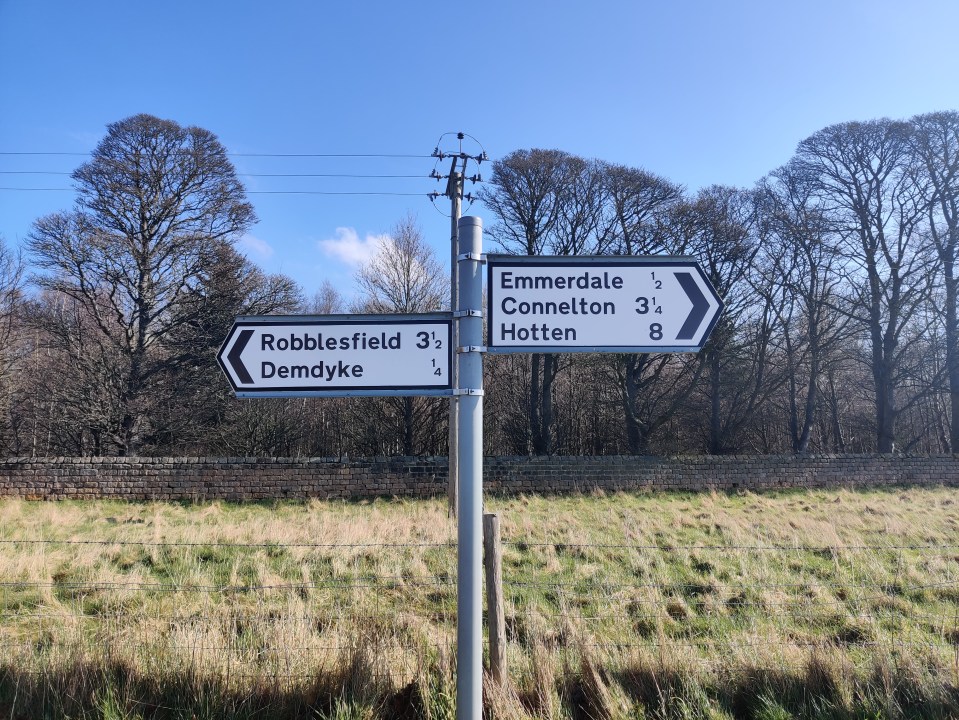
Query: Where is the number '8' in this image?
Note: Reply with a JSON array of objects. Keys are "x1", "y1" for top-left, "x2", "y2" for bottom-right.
[{"x1": 649, "y1": 323, "x2": 663, "y2": 341}]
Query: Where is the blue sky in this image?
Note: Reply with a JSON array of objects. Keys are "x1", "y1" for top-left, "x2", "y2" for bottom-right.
[{"x1": 2, "y1": 0, "x2": 958, "y2": 302}]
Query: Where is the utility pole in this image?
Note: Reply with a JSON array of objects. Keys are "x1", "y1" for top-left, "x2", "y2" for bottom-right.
[
  {"x1": 447, "y1": 156, "x2": 463, "y2": 520},
  {"x1": 430, "y1": 134, "x2": 486, "y2": 518}
]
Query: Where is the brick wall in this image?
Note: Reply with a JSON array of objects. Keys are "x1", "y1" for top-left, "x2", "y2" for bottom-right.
[{"x1": 0, "y1": 455, "x2": 956, "y2": 501}]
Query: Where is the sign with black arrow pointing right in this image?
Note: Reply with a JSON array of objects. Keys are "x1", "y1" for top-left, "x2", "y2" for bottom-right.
[{"x1": 486, "y1": 255, "x2": 724, "y2": 353}]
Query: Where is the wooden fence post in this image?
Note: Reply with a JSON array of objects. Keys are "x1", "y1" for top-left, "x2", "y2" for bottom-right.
[{"x1": 483, "y1": 512, "x2": 507, "y2": 685}]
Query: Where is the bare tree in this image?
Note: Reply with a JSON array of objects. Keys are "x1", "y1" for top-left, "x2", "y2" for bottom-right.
[
  {"x1": 598, "y1": 164, "x2": 690, "y2": 453},
  {"x1": 602, "y1": 163, "x2": 684, "y2": 256},
  {"x1": 550, "y1": 157, "x2": 611, "y2": 255},
  {"x1": 156, "y1": 243, "x2": 302, "y2": 452},
  {"x1": 0, "y1": 238, "x2": 26, "y2": 453},
  {"x1": 354, "y1": 215, "x2": 448, "y2": 314},
  {"x1": 674, "y1": 186, "x2": 787, "y2": 454},
  {"x1": 21, "y1": 291, "x2": 128, "y2": 455},
  {"x1": 479, "y1": 149, "x2": 575, "y2": 256},
  {"x1": 794, "y1": 119, "x2": 936, "y2": 453},
  {"x1": 479, "y1": 149, "x2": 581, "y2": 454},
  {"x1": 752, "y1": 164, "x2": 851, "y2": 453},
  {"x1": 27, "y1": 114, "x2": 257, "y2": 455},
  {"x1": 307, "y1": 280, "x2": 345, "y2": 315},
  {"x1": 910, "y1": 111, "x2": 959, "y2": 450},
  {"x1": 352, "y1": 215, "x2": 448, "y2": 455}
]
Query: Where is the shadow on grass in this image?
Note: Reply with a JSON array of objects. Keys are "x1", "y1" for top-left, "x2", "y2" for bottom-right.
[
  {"x1": 0, "y1": 659, "x2": 436, "y2": 720},
  {"x1": 5, "y1": 649, "x2": 959, "y2": 719},
  {"x1": 607, "y1": 648, "x2": 959, "y2": 720}
]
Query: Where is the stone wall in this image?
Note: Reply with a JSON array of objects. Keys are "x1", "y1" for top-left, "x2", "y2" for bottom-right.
[{"x1": 0, "y1": 454, "x2": 956, "y2": 501}]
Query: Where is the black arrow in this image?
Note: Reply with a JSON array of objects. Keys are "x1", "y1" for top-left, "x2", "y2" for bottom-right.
[
  {"x1": 227, "y1": 329, "x2": 254, "y2": 384},
  {"x1": 675, "y1": 272, "x2": 709, "y2": 340}
]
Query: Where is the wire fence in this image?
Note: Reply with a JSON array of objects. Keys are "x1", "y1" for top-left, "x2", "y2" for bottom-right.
[
  {"x1": 2, "y1": 532, "x2": 959, "y2": 687},
  {"x1": 0, "y1": 534, "x2": 458, "y2": 689}
]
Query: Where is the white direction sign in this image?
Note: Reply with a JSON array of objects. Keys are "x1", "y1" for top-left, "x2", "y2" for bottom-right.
[
  {"x1": 487, "y1": 255, "x2": 723, "y2": 353},
  {"x1": 217, "y1": 314, "x2": 452, "y2": 397}
]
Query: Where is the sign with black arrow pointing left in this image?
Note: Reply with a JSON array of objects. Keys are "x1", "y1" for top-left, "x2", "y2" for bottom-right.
[
  {"x1": 217, "y1": 314, "x2": 452, "y2": 398},
  {"x1": 487, "y1": 255, "x2": 723, "y2": 353}
]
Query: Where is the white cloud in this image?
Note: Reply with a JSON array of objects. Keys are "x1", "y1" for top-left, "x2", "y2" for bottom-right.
[
  {"x1": 318, "y1": 227, "x2": 388, "y2": 267},
  {"x1": 238, "y1": 234, "x2": 274, "y2": 260}
]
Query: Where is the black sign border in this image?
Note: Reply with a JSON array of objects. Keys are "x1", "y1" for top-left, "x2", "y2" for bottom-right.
[
  {"x1": 486, "y1": 255, "x2": 724, "y2": 354},
  {"x1": 217, "y1": 314, "x2": 454, "y2": 398}
]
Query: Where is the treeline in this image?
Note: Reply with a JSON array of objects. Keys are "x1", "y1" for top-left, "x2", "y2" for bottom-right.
[{"x1": 1, "y1": 112, "x2": 958, "y2": 457}]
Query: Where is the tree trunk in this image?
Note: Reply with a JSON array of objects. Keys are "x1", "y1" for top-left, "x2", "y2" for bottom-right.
[
  {"x1": 945, "y1": 266, "x2": 959, "y2": 453},
  {"x1": 708, "y1": 349, "x2": 722, "y2": 454},
  {"x1": 798, "y1": 352, "x2": 819, "y2": 454},
  {"x1": 622, "y1": 355, "x2": 649, "y2": 455},
  {"x1": 539, "y1": 355, "x2": 556, "y2": 455},
  {"x1": 119, "y1": 348, "x2": 146, "y2": 456},
  {"x1": 875, "y1": 334, "x2": 898, "y2": 454},
  {"x1": 826, "y1": 369, "x2": 846, "y2": 453},
  {"x1": 623, "y1": 356, "x2": 642, "y2": 454},
  {"x1": 403, "y1": 397, "x2": 415, "y2": 456},
  {"x1": 529, "y1": 354, "x2": 542, "y2": 454},
  {"x1": 865, "y1": 249, "x2": 897, "y2": 454},
  {"x1": 787, "y1": 358, "x2": 800, "y2": 453}
]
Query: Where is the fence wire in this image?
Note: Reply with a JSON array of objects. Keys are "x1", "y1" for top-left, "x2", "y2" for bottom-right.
[{"x1": 2, "y1": 535, "x2": 959, "y2": 686}]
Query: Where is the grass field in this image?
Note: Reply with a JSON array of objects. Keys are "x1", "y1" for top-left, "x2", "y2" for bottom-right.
[{"x1": 2, "y1": 486, "x2": 959, "y2": 719}]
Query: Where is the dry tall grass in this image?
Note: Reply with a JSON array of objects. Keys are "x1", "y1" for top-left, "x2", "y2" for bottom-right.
[{"x1": 1, "y1": 487, "x2": 958, "y2": 718}]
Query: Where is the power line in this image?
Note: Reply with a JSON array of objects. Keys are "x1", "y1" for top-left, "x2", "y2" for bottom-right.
[
  {"x1": 231, "y1": 153, "x2": 432, "y2": 158},
  {"x1": 0, "y1": 152, "x2": 88, "y2": 156},
  {"x1": 0, "y1": 151, "x2": 434, "y2": 159},
  {"x1": 0, "y1": 187, "x2": 429, "y2": 196},
  {"x1": 248, "y1": 191, "x2": 427, "y2": 196},
  {"x1": 250, "y1": 173, "x2": 431, "y2": 179},
  {"x1": 0, "y1": 171, "x2": 433, "y2": 179}
]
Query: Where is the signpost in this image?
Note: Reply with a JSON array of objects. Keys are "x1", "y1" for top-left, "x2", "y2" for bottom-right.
[
  {"x1": 217, "y1": 314, "x2": 452, "y2": 397},
  {"x1": 487, "y1": 255, "x2": 723, "y2": 353},
  {"x1": 218, "y1": 229, "x2": 724, "y2": 720}
]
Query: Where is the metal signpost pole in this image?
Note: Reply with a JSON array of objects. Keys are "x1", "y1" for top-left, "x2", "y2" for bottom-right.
[{"x1": 455, "y1": 216, "x2": 483, "y2": 720}]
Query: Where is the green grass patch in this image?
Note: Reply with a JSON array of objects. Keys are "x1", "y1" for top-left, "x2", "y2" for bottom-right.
[{"x1": 1, "y1": 487, "x2": 959, "y2": 717}]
